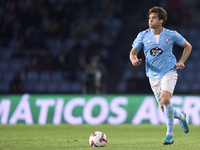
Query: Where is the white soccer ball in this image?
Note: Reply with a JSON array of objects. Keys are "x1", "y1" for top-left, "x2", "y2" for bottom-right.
[{"x1": 89, "y1": 131, "x2": 107, "y2": 147}]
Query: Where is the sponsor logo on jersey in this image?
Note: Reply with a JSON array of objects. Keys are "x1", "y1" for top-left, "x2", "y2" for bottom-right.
[{"x1": 150, "y1": 47, "x2": 163, "y2": 56}]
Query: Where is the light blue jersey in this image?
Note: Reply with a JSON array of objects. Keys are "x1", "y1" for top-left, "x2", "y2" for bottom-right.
[{"x1": 132, "y1": 27, "x2": 185, "y2": 78}]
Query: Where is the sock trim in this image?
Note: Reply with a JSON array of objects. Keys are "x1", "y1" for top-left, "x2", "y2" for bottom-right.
[
  {"x1": 180, "y1": 113, "x2": 185, "y2": 122},
  {"x1": 167, "y1": 133, "x2": 173, "y2": 136}
]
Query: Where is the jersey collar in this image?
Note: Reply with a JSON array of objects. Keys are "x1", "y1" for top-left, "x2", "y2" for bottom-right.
[{"x1": 150, "y1": 27, "x2": 165, "y2": 35}]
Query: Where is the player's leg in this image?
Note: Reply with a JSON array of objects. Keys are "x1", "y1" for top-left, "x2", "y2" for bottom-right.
[
  {"x1": 173, "y1": 109, "x2": 189, "y2": 133},
  {"x1": 150, "y1": 72, "x2": 188, "y2": 145},
  {"x1": 149, "y1": 76, "x2": 174, "y2": 144},
  {"x1": 150, "y1": 74, "x2": 183, "y2": 118},
  {"x1": 160, "y1": 90, "x2": 174, "y2": 145},
  {"x1": 149, "y1": 78, "x2": 162, "y2": 107},
  {"x1": 149, "y1": 78, "x2": 171, "y2": 114},
  {"x1": 179, "y1": 111, "x2": 189, "y2": 133},
  {"x1": 161, "y1": 72, "x2": 189, "y2": 133},
  {"x1": 160, "y1": 72, "x2": 176, "y2": 145},
  {"x1": 160, "y1": 102, "x2": 184, "y2": 122}
]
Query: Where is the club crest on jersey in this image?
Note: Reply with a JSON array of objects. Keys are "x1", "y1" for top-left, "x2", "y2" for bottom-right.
[
  {"x1": 150, "y1": 47, "x2": 163, "y2": 56},
  {"x1": 165, "y1": 37, "x2": 169, "y2": 44}
]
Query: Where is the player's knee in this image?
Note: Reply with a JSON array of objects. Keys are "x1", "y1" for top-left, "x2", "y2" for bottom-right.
[{"x1": 160, "y1": 95, "x2": 170, "y2": 106}]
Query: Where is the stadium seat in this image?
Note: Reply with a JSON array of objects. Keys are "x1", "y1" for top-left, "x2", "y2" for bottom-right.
[
  {"x1": 34, "y1": 82, "x2": 46, "y2": 93},
  {"x1": 0, "y1": 82, "x2": 10, "y2": 93},
  {"x1": 47, "y1": 82, "x2": 58, "y2": 93},
  {"x1": 63, "y1": 38, "x2": 76, "y2": 52},
  {"x1": 10, "y1": 60, "x2": 22, "y2": 71},
  {"x1": 71, "y1": 81, "x2": 82, "y2": 93},
  {"x1": 117, "y1": 81, "x2": 127, "y2": 93},
  {"x1": 27, "y1": 71, "x2": 38, "y2": 82},
  {"x1": 76, "y1": 71, "x2": 84, "y2": 80},
  {"x1": 0, "y1": 60, "x2": 9, "y2": 71},
  {"x1": 184, "y1": 70, "x2": 194, "y2": 81},
  {"x1": 2, "y1": 49, "x2": 12, "y2": 59},
  {"x1": 3, "y1": 71, "x2": 14, "y2": 82},
  {"x1": 185, "y1": 61, "x2": 195, "y2": 71},
  {"x1": 58, "y1": 82, "x2": 71, "y2": 93},
  {"x1": 51, "y1": 71, "x2": 62, "y2": 81},
  {"x1": 190, "y1": 82, "x2": 200, "y2": 92},
  {"x1": 177, "y1": 82, "x2": 190, "y2": 93},
  {"x1": 39, "y1": 72, "x2": 50, "y2": 82},
  {"x1": 24, "y1": 82, "x2": 35, "y2": 93},
  {"x1": 20, "y1": 71, "x2": 26, "y2": 81}
]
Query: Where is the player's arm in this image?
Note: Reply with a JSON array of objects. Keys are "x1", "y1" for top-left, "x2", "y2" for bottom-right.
[
  {"x1": 176, "y1": 39, "x2": 192, "y2": 69},
  {"x1": 129, "y1": 47, "x2": 142, "y2": 66}
]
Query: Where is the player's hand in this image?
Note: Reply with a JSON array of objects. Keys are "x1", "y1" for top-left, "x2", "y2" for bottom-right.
[
  {"x1": 176, "y1": 62, "x2": 185, "y2": 69},
  {"x1": 130, "y1": 55, "x2": 142, "y2": 66}
]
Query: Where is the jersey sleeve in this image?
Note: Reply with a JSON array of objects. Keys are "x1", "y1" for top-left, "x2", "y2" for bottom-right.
[
  {"x1": 173, "y1": 31, "x2": 185, "y2": 46},
  {"x1": 132, "y1": 32, "x2": 144, "y2": 49}
]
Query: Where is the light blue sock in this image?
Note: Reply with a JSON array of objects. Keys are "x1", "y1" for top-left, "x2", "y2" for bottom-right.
[
  {"x1": 164, "y1": 104, "x2": 174, "y2": 134},
  {"x1": 174, "y1": 108, "x2": 183, "y2": 120}
]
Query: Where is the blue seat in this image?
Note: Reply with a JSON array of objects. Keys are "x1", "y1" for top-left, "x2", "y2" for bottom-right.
[
  {"x1": 0, "y1": 82, "x2": 10, "y2": 93},
  {"x1": 176, "y1": 82, "x2": 189, "y2": 93},
  {"x1": 47, "y1": 82, "x2": 58, "y2": 93},
  {"x1": 64, "y1": 38, "x2": 76, "y2": 51},
  {"x1": 197, "y1": 72, "x2": 200, "y2": 81},
  {"x1": 2, "y1": 49, "x2": 12, "y2": 59},
  {"x1": 0, "y1": 73, "x2": 2, "y2": 81},
  {"x1": 51, "y1": 71, "x2": 62, "y2": 81},
  {"x1": 10, "y1": 60, "x2": 22, "y2": 71},
  {"x1": 3, "y1": 71, "x2": 14, "y2": 82},
  {"x1": 21, "y1": 59, "x2": 29, "y2": 68},
  {"x1": 122, "y1": 69, "x2": 132, "y2": 81},
  {"x1": 185, "y1": 61, "x2": 194, "y2": 71},
  {"x1": 191, "y1": 82, "x2": 200, "y2": 92},
  {"x1": 39, "y1": 72, "x2": 50, "y2": 82},
  {"x1": 34, "y1": 82, "x2": 46, "y2": 93},
  {"x1": 71, "y1": 81, "x2": 82, "y2": 93},
  {"x1": 27, "y1": 71, "x2": 38, "y2": 82},
  {"x1": 24, "y1": 82, "x2": 35, "y2": 93},
  {"x1": 184, "y1": 71, "x2": 194, "y2": 81},
  {"x1": 117, "y1": 81, "x2": 127, "y2": 93},
  {"x1": 0, "y1": 61, "x2": 9, "y2": 71},
  {"x1": 190, "y1": 49, "x2": 199, "y2": 60},
  {"x1": 58, "y1": 82, "x2": 70, "y2": 93},
  {"x1": 20, "y1": 72, "x2": 26, "y2": 81},
  {"x1": 76, "y1": 71, "x2": 84, "y2": 81}
]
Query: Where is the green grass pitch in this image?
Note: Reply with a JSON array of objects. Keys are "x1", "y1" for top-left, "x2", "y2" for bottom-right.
[{"x1": 0, "y1": 124, "x2": 199, "y2": 150}]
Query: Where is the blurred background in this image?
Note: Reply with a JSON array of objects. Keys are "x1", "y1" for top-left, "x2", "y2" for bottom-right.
[{"x1": 0, "y1": 0, "x2": 199, "y2": 95}]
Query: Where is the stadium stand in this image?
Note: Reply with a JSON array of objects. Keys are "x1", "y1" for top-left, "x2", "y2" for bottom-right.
[{"x1": 0, "y1": 0, "x2": 199, "y2": 94}]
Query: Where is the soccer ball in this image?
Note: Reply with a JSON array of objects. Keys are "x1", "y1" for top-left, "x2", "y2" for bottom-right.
[{"x1": 89, "y1": 131, "x2": 107, "y2": 147}]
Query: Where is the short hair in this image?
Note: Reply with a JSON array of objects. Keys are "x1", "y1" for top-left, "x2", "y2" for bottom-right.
[{"x1": 149, "y1": 6, "x2": 167, "y2": 25}]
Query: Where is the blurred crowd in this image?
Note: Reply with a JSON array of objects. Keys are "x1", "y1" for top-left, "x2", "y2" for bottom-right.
[
  {"x1": 0, "y1": 0, "x2": 122, "y2": 94},
  {"x1": 0, "y1": 0, "x2": 200, "y2": 94}
]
